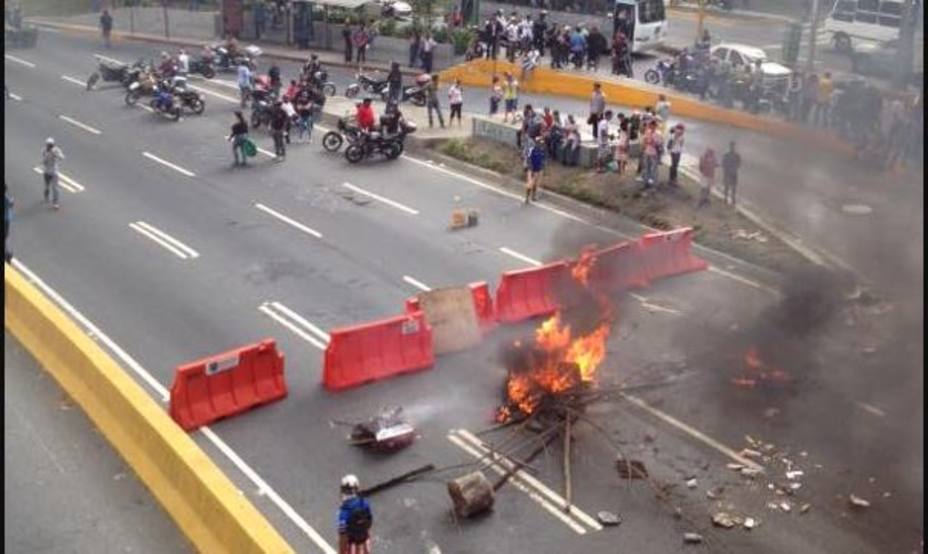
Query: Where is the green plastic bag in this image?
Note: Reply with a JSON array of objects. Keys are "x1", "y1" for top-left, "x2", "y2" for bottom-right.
[{"x1": 243, "y1": 138, "x2": 257, "y2": 158}]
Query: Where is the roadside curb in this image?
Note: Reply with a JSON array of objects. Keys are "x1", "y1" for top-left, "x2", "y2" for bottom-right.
[
  {"x1": 27, "y1": 18, "x2": 422, "y2": 77},
  {"x1": 4, "y1": 264, "x2": 294, "y2": 554}
]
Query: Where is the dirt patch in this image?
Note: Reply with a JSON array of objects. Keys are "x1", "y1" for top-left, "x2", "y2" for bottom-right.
[{"x1": 432, "y1": 137, "x2": 816, "y2": 275}]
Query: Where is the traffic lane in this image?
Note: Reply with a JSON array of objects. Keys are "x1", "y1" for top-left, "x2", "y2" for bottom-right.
[{"x1": 4, "y1": 333, "x2": 193, "y2": 554}]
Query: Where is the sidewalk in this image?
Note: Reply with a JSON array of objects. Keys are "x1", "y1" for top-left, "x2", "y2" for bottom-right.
[{"x1": 4, "y1": 331, "x2": 191, "y2": 553}]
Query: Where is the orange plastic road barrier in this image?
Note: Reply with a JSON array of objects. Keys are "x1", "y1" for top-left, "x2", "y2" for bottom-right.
[
  {"x1": 495, "y1": 261, "x2": 570, "y2": 323},
  {"x1": 324, "y1": 311, "x2": 434, "y2": 391},
  {"x1": 405, "y1": 296, "x2": 421, "y2": 314},
  {"x1": 469, "y1": 281, "x2": 496, "y2": 333},
  {"x1": 589, "y1": 241, "x2": 652, "y2": 293},
  {"x1": 169, "y1": 339, "x2": 288, "y2": 432},
  {"x1": 638, "y1": 227, "x2": 708, "y2": 282}
]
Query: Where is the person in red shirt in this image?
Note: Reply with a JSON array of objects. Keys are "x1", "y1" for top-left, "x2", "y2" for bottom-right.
[{"x1": 355, "y1": 98, "x2": 376, "y2": 132}]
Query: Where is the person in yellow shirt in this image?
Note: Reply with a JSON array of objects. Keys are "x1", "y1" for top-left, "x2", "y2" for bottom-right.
[
  {"x1": 813, "y1": 71, "x2": 833, "y2": 127},
  {"x1": 502, "y1": 72, "x2": 519, "y2": 123}
]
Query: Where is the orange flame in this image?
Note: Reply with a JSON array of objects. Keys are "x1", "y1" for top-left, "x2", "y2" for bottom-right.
[
  {"x1": 732, "y1": 346, "x2": 793, "y2": 388},
  {"x1": 571, "y1": 247, "x2": 597, "y2": 286}
]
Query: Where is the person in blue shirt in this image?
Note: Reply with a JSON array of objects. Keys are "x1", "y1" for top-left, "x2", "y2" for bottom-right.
[
  {"x1": 337, "y1": 474, "x2": 373, "y2": 554},
  {"x1": 525, "y1": 138, "x2": 546, "y2": 204}
]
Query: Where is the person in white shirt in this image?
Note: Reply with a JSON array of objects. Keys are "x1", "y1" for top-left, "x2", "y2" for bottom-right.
[
  {"x1": 596, "y1": 110, "x2": 614, "y2": 173},
  {"x1": 177, "y1": 48, "x2": 190, "y2": 75},
  {"x1": 506, "y1": 19, "x2": 519, "y2": 61},
  {"x1": 667, "y1": 123, "x2": 685, "y2": 186},
  {"x1": 448, "y1": 79, "x2": 464, "y2": 126}
]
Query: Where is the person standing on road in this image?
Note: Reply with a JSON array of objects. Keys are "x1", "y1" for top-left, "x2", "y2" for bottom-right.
[
  {"x1": 813, "y1": 71, "x2": 833, "y2": 128},
  {"x1": 387, "y1": 61, "x2": 402, "y2": 105},
  {"x1": 502, "y1": 72, "x2": 519, "y2": 123},
  {"x1": 533, "y1": 11, "x2": 548, "y2": 56},
  {"x1": 100, "y1": 9, "x2": 113, "y2": 49},
  {"x1": 237, "y1": 61, "x2": 253, "y2": 109},
  {"x1": 586, "y1": 26, "x2": 607, "y2": 72},
  {"x1": 227, "y1": 111, "x2": 250, "y2": 167},
  {"x1": 667, "y1": 123, "x2": 685, "y2": 187},
  {"x1": 40, "y1": 138, "x2": 64, "y2": 210},
  {"x1": 448, "y1": 79, "x2": 464, "y2": 127},
  {"x1": 421, "y1": 33, "x2": 436, "y2": 74},
  {"x1": 722, "y1": 141, "x2": 741, "y2": 206},
  {"x1": 489, "y1": 75, "x2": 503, "y2": 117},
  {"x1": 588, "y1": 82, "x2": 606, "y2": 138},
  {"x1": 337, "y1": 475, "x2": 372, "y2": 554},
  {"x1": 4, "y1": 183, "x2": 13, "y2": 263},
  {"x1": 269, "y1": 100, "x2": 287, "y2": 160},
  {"x1": 787, "y1": 71, "x2": 803, "y2": 121},
  {"x1": 425, "y1": 74, "x2": 445, "y2": 129},
  {"x1": 177, "y1": 48, "x2": 190, "y2": 76},
  {"x1": 525, "y1": 138, "x2": 546, "y2": 203},
  {"x1": 697, "y1": 147, "x2": 718, "y2": 208},
  {"x1": 655, "y1": 94, "x2": 671, "y2": 135},
  {"x1": 801, "y1": 73, "x2": 818, "y2": 123},
  {"x1": 641, "y1": 120, "x2": 662, "y2": 188},
  {"x1": 342, "y1": 20, "x2": 354, "y2": 63}
]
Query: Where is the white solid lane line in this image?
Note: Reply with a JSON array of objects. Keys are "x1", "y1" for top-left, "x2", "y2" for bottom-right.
[
  {"x1": 59, "y1": 115, "x2": 102, "y2": 135},
  {"x1": 141, "y1": 151, "x2": 196, "y2": 177},
  {"x1": 498, "y1": 247, "x2": 542, "y2": 267},
  {"x1": 342, "y1": 182, "x2": 420, "y2": 215},
  {"x1": 446, "y1": 432, "x2": 588, "y2": 535},
  {"x1": 218, "y1": 135, "x2": 274, "y2": 158},
  {"x1": 93, "y1": 53, "x2": 124, "y2": 64},
  {"x1": 61, "y1": 75, "x2": 86, "y2": 87},
  {"x1": 258, "y1": 302, "x2": 329, "y2": 350},
  {"x1": 402, "y1": 275, "x2": 431, "y2": 292},
  {"x1": 187, "y1": 83, "x2": 239, "y2": 104},
  {"x1": 8, "y1": 92, "x2": 23, "y2": 101},
  {"x1": 255, "y1": 203, "x2": 323, "y2": 238},
  {"x1": 10, "y1": 259, "x2": 337, "y2": 554},
  {"x1": 129, "y1": 222, "x2": 195, "y2": 260},
  {"x1": 31, "y1": 167, "x2": 85, "y2": 193},
  {"x1": 455, "y1": 429, "x2": 604, "y2": 531},
  {"x1": 627, "y1": 292, "x2": 682, "y2": 316},
  {"x1": 620, "y1": 394, "x2": 765, "y2": 472},
  {"x1": 133, "y1": 221, "x2": 200, "y2": 258},
  {"x1": 5, "y1": 54, "x2": 35, "y2": 68},
  {"x1": 856, "y1": 401, "x2": 886, "y2": 418}
]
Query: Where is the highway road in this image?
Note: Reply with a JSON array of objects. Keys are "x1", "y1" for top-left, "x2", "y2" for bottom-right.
[{"x1": 5, "y1": 30, "x2": 922, "y2": 554}]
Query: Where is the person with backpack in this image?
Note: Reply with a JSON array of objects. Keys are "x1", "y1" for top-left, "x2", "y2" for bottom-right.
[
  {"x1": 338, "y1": 475, "x2": 372, "y2": 554},
  {"x1": 227, "y1": 111, "x2": 250, "y2": 167}
]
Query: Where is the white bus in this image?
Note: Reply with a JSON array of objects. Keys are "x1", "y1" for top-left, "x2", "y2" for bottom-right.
[
  {"x1": 612, "y1": 0, "x2": 669, "y2": 53},
  {"x1": 823, "y1": 0, "x2": 921, "y2": 52}
]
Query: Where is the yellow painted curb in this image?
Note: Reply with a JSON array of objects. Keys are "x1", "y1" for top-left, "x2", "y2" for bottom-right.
[
  {"x1": 440, "y1": 59, "x2": 855, "y2": 157},
  {"x1": 4, "y1": 265, "x2": 294, "y2": 554}
]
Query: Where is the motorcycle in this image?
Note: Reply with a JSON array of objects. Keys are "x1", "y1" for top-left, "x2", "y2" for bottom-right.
[
  {"x1": 170, "y1": 75, "x2": 206, "y2": 115},
  {"x1": 322, "y1": 115, "x2": 362, "y2": 152},
  {"x1": 188, "y1": 56, "x2": 216, "y2": 79},
  {"x1": 345, "y1": 73, "x2": 389, "y2": 99},
  {"x1": 209, "y1": 44, "x2": 261, "y2": 72},
  {"x1": 125, "y1": 69, "x2": 159, "y2": 105},
  {"x1": 149, "y1": 83, "x2": 182, "y2": 121},
  {"x1": 308, "y1": 69, "x2": 336, "y2": 97},
  {"x1": 88, "y1": 58, "x2": 148, "y2": 90},
  {"x1": 249, "y1": 85, "x2": 276, "y2": 129},
  {"x1": 644, "y1": 58, "x2": 676, "y2": 86},
  {"x1": 344, "y1": 132, "x2": 404, "y2": 163}
]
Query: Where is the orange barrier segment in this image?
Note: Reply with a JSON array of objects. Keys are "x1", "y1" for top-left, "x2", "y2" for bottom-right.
[
  {"x1": 638, "y1": 227, "x2": 708, "y2": 282},
  {"x1": 589, "y1": 240, "x2": 652, "y2": 293},
  {"x1": 495, "y1": 261, "x2": 570, "y2": 324},
  {"x1": 324, "y1": 311, "x2": 434, "y2": 391},
  {"x1": 169, "y1": 339, "x2": 288, "y2": 432},
  {"x1": 469, "y1": 281, "x2": 497, "y2": 333}
]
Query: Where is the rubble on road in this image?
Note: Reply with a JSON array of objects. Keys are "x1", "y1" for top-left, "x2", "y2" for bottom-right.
[
  {"x1": 743, "y1": 517, "x2": 758, "y2": 529},
  {"x1": 712, "y1": 512, "x2": 737, "y2": 528},
  {"x1": 616, "y1": 457, "x2": 649, "y2": 479},
  {"x1": 800, "y1": 503, "x2": 812, "y2": 514},
  {"x1": 849, "y1": 494, "x2": 871, "y2": 509},
  {"x1": 683, "y1": 532, "x2": 704, "y2": 544},
  {"x1": 597, "y1": 511, "x2": 622, "y2": 526},
  {"x1": 686, "y1": 478, "x2": 698, "y2": 489}
]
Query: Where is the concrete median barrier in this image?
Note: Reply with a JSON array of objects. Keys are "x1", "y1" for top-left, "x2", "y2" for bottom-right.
[
  {"x1": 4, "y1": 265, "x2": 293, "y2": 554},
  {"x1": 440, "y1": 58, "x2": 854, "y2": 156}
]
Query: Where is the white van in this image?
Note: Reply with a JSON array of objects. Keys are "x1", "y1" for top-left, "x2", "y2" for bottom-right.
[
  {"x1": 823, "y1": 0, "x2": 921, "y2": 52},
  {"x1": 612, "y1": 0, "x2": 669, "y2": 53}
]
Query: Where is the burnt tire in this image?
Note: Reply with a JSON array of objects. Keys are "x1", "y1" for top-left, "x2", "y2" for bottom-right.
[
  {"x1": 345, "y1": 144, "x2": 365, "y2": 163},
  {"x1": 322, "y1": 131, "x2": 343, "y2": 152}
]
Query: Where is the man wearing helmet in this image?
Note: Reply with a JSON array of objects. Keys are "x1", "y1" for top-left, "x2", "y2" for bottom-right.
[{"x1": 338, "y1": 474, "x2": 373, "y2": 554}]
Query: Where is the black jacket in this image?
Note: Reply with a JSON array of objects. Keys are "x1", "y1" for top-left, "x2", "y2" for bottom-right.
[{"x1": 587, "y1": 32, "x2": 607, "y2": 57}]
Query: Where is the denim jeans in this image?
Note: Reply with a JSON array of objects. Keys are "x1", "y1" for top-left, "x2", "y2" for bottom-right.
[
  {"x1": 427, "y1": 99, "x2": 444, "y2": 127},
  {"x1": 669, "y1": 152, "x2": 681, "y2": 184},
  {"x1": 43, "y1": 172, "x2": 59, "y2": 204},
  {"x1": 643, "y1": 156, "x2": 658, "y2": 186},
  {"x1": 272, "y1": 130, "x2": 286, "y2": 157},
  {"x1": 232, "y1": 135, "x2": 247, "y2": 165}
]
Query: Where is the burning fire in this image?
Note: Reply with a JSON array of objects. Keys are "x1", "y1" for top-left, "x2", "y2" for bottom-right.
[
  {"x1": 497, "y1": 249, "x2": 612, "y2": 422},
  {"x1": 731, "y1": 346, "x2": 793, "y2": 388}
]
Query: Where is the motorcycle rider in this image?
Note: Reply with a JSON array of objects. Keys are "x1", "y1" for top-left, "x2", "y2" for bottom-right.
[
  {"x1": 303, "y1": 53, "x2": 322, "y2": 81},
  {"x1": 268, "y1": 64, "x2": 282, "y2": 94},
  {"x1": 355, "y1": 97, "x2": 377, "y2": 133},
  {"x1": 158, "y1": 51, "x2": 176, "y2": 78},
  {"x1": 177, "y1": 48, "x2": 190, "y2": 76}
]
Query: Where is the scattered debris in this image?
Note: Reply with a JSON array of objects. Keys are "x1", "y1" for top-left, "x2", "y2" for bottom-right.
[
  {"x1": 597, "y1": 511, "x2": 622, "y2": 526},
  {"x1": 712, "y1": 512, "x2": 737, "y2": 528},
  {"x1": 727, "y1": 463, "x2": 745, "y2": 471},
  {"x1": 780, "y1": 501, "x2": 792, "y2": 512},
  {"x1": 673, "y1": 507, "x2": 683, "y2": 519},
  {"x1": 743, "y1": 517, "x2": 758, "y2": 529},
  {"x1": 706, "y1": 486, "x2": 724, "y2": 499},
  {"x1": 763, "y1": 407, "x2": 781, "y2": 418},
  {"x1": 740, "y1": 448, "x2": 763, "y2": 459},
  {"x1": 448, "y1": 471, "x2": 495, "y2": 518},
  {"x1": 800, "y1": 503, "x2": 812, "y2": 514},
  {"x1": 683, "y1": 532, "x2": 704, "y2": 544},
  {"x1": 685, "y1": 478, "x2": 698, "y2": 489},
  {"x1": 449, "y1": 209, "x2": 479, "y2": 230},
  {"x1": 643, "y1": 432, "x2": 656, "y2": 443},
  {"x1": 789, "y1": 483, "x2": 802, "y2": 492},
  {"x1": 616, "y1": 458, "x2": 649, "y2": 479},
  {"x1": 849, "y1": 494, "x2": 871, "y2": 509},
  {"x1": 767, "y1": 502, "x2": 779, "y2": 511},
  {"x1": 346, "y1": 406, "x2": 417, "y2": 452},
  {"x1": 883, "y1": 491, "x2": 892, "y2": 498},
  {"x1": 733, "y1": 229, "x2": 768, "y2": 242},
  {"x1": 741, "y1": 467, "x2": 762, "y2": 479},
  {"x1": 786, "y1": 470, "x2": 804, "y2": 480}
]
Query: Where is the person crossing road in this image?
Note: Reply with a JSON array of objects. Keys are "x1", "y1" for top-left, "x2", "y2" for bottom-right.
[
  {"x1": 337, "y1": 475, "x2": 373, "y2": 554},
  {"x1": 40, "y1": 138, "x2": 65, "y2": 210}
]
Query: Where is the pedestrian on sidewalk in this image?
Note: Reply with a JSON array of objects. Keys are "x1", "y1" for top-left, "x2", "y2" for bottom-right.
[
  {"x1": 667, "y1": 123, "x2": 685, "y2": 186},
  {"x1": 489, "y1": 75, "x2": 503, "y2": 117},
  {"x1": 801, "y1": 73, "x2": 818, "y2": 123},
  {"x1": 448, "y1": 79, "x2": 464, "y2": 126},
  {"x1": 722, "y1": 141, "x2": 741, "y2": 206},
  {"x1": 421, "y1": 33, "x2": 436, "y2": 74},
  {"x1": 586, "y1": 26, "x2": 607, "y2": 72},
  {"x1": 502, "y1": 72, "x2": 519, "y2": 123},
  {"x1": 525, "y1": 138, "x2": 546, "y2": 203},
  {"x1": 337, "y1": 475, "x2": 372, "y2": 554},
  {"x1": 588, "y1": 82, "x2": 606, "y2": 137},
  {"x1": 641, "y1": 120, "x2": 662, "y2": 188},
  {"x1": 227, "y1": 111, "x2": 250, "y2": 167},
  {"x1": 100, "y1": 9, "x2": 113, "y2": 49},
  {"x1": 409, "y1": 31, "x2": 421, "y2": 68},
  {"x1": 354, "y1": 23, "x2": 370, "y2": 64},
  {"x1": 237, "y1": 61, "x2": 253, "y2": 109},
  {"x1": 697, "y1": 147, "x2": 718, "y2": 208},
  {"x1": 4, "y1": 183, "x2": 13, "y2": 263},
  {"x1": 387, "y1": 61, "x2": 402, "y2": 104},
  {"x1": 813, "y1": 71, "x2": 833, "y2": 128},
  {"x1": 426, "y1": 74, "x2": 445, "y2": 128},
  {"x1": 270, "y1": 101, "x2": 287, "y2": 160},
  {"x1": 655, "y1": 94, "x2": 671, "y2": 135},
  {"x1": 563, "y1": 115, "x2": 581, "y2": 166},
  {"x1": 342, "y1": 20, "x2": 354, "y2": 63},
  {"x1": 595, "y1": 110, "x2": 614, "y2": 173},
  {"x1": 255, "y1": 1, "x2": 267, "y2": 40},
  {"x1": 40, "y1": 138, "x2": 64, "y2": 210}
]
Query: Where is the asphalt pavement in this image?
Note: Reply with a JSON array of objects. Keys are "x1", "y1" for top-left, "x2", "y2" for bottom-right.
[
  {"x1": 4, "y1": 331, "x2": 192, "y2": 554},
  {"x1": 4, "y1": 29, "x2": 922, "y2": 554}
]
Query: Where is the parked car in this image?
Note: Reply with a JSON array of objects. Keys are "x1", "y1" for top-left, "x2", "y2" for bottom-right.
[
  {"x1": 851, "y1": 38, "x2": 924, "y2": 85},
  {"x1": 710, "y1": 43, "x2": 793, "y2": 90},
  {"x1": 378, "y1": 0, "x2": 412, "y2": 19}
]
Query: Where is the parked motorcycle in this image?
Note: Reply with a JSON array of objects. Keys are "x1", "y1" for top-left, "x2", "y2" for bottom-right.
[
  {"x1": 322, "y1": 115, "x2": 362, "y2": 152},
  {"x1": 188, "y1": 57, "x2": 216, "y2": 79},
  {"x1": 644, "y1": 58, "x2": 676, "y2": 86},
  {"x1": 149, "y1": 83, "x2": 182, "y2": 121},
  {"x1": 88, "y1": 58, "x2": 148, "y2": 90},
  {"x1": 249, "y1": 86, "x2": 276, "y2": 129},
  {"x1": 209, "y1": 44, "x2": 261, "y2": 72},
  {"x1": 170, "y1": 76, "x2": 206, "y2": 115},
  {"x1": 304, "y1": 69, "x2": 336, "y2": 97},
  {"x1": 345, "y1": 73, "x2": 389, "y2": 99},
  {"x1": 124, "y1": 69, "x2": 159, "y2": 105},
  {"x1": 344, "y1": 133, "x2": 403, "y2": 163}
]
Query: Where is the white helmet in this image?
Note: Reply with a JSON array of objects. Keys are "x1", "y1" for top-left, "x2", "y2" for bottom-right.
[
  {"x1": 45, "y1": 137, "x2": 55, "y2": 145},
  {"x1": 341, "y1": 474, "x2": 360, "y2": 493}
]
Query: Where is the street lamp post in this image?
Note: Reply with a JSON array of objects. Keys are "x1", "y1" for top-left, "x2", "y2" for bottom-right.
[{"x1": 805, "y1": 0, "x2": 819, "y2": 72}]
